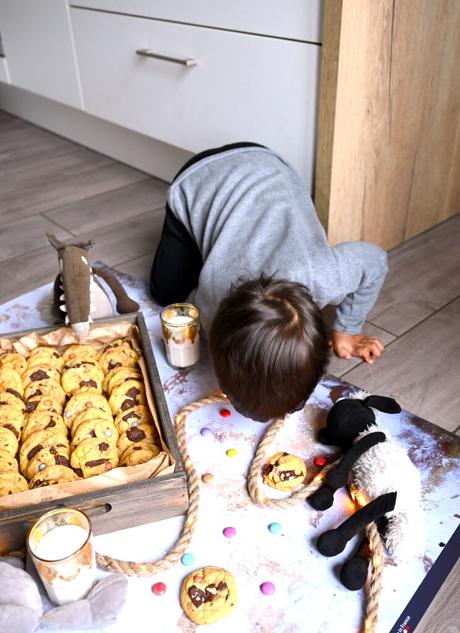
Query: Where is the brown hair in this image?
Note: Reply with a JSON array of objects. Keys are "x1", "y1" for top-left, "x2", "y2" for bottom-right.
[{"x1": 209, "y1": 276, "x2": 329, "y2": 421}]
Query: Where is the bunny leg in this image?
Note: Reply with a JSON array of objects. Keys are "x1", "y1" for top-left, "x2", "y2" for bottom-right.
[
  {"x1": 316, "y1": 491, "x2": 396, "y2": 556},
  {"x1": 340, "y1": 537, "x2": 371, "y2": 590}
]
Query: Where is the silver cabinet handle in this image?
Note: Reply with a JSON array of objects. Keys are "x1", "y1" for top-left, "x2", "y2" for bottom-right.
[{"x1": 136, "y1": 49, "x2": 198, "y2": 67}]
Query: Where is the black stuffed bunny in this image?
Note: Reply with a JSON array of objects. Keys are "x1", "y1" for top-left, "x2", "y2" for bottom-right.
[{"x1": 308, "y1": 393, "x2": 423, "y2": 590}]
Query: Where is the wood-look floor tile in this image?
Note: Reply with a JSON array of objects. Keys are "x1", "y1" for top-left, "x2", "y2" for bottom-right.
[
  {"x1": 0, "y1": 112, "x2": 150, "y2": 223},
  {"x1": 368, "y1": 214, "x2": 460, "y2": 335},
  {"x1": 0, "y1": 246, "x2": 62, "y2": 304},
  {"x1": 327, "y1": 322, "x2": 396, "y2": 377},
  {"x1": 0, "y1": 215, "x2": 73, "y2": 262},
  {"x1": 342, "y1": 297, "x2": 460, "y2": 431},
  {"x1": 0, "y1": 161, "x2": 149, "y2": 223},
  {"x1": 44, "y1": 179, "x2": 167, "y2": 234},
  {"x1": 115, "y1": 254, "x2": 153, "y2": 283},
  {"x1": 416, "y1": 560, "x2": 460, "y2": 633},
  {"x1": 80, "y1": 209, "x2": 166, "y2": 268}
]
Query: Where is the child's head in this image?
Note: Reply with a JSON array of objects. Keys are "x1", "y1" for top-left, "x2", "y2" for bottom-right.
[{"x1": 209, "y1": 276, "x2": 329, "y2": 421}]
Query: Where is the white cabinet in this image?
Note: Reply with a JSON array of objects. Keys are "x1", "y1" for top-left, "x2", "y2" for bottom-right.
[
  {"x1": 0, "y1": 58, "x2": 10, "y2": 84},
  {"x1": 69, "y1": 0, "x2": 323, "y2": 43},
  {"x1": 0, "y1": 0, "x2": 82, "y2": 108},
  {"x1": 0, "y1": 2, "x2": 322, "y2": 187},
  {"x1": 70, "y1": 8, "x2": 320, "y2": 185}
]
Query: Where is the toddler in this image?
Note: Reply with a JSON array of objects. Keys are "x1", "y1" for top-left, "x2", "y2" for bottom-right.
[{"x1": 150, "y1": 143, "x2": 386, "y2": 421}]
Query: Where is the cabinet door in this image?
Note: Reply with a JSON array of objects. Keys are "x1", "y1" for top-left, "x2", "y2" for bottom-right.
[
  {"x1": 71, "y1": 9, "x2": 320, "y2": 187},
  {"x1": 0, "y1": 0, "x2": 82, "y2": 107}
]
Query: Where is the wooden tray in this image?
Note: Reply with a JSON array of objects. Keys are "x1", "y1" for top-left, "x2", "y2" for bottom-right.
[{"x1": 0, "y1": 312, "x2": 188, "y2": 553}]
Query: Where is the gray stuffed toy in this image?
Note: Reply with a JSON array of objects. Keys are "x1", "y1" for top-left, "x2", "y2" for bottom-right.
[{"x1": 0, "y1": 556, "x2": 128, "y2": 632}]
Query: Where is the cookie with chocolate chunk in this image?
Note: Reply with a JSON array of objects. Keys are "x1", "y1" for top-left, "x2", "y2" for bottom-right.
[
  {"x1": 70, "y1": 437, "x2": 119, "y2": 477},
  {"x1": 103, "y1": 367, "x2": 142, "y2": 395},
  {"x1": 64, "y1": 392, "x2": 112, "y2": 428},
  {"x1": 24, "y1": 395, "x2": 63, "y2": 416},
  {"x1": 22, "y1": 411, "x2": 68, "y2": 443},
  {"x1": 0, "y1": 471, "x2": 28, "y2": 495},
  {"x1": 0, "y1": 404, "x2": 25, "y2": 438},
  {"x1": 0, "y1": 390, "x2": 25, "y2": 412},
  {"x1": 29, "y1": 464, "x2": 80, "y2": 488},
  {"x1": 180, "y1": 566, "x2": 237, "y2": 625},
  {"x1": 0, "y1": 368, "x2": 23, "y2": 398},
  {"x1": 98, "y1": 342, "x2": 139, "y2": 374},
  {"x1": 61, "y1": 362, "x2": 104, "y2": 396},
  {"x1": 0, "y1": 448, "x2": 19, "y2": 473},
  {"x1": 0, "y1": 426, "x2": 19, "y2": 457},
  {"x1": 117, "y1": 423, "x2": 157, "y2": 456},
  {"x1": 262, "y1": 452, "x2": 307, "y2": 491},
  {"x1": 119, "y1": 441, "x2": 160, "y2": 466},
  {"x1": 22, "y1": 366, "x2": 61, "y2": 389},
  {"x1": 114, "y1": 405, "x2": 153, "y2": 434},
  {"x1": 108, "y1": 380, "x2": 146, "y2": 415},
  {"x1": 24, "y1": 380, "x2": 66, "y2": 407},
  {"x1": 71, "y1": 418, "x2": 118, "y2": 450},
  {"x1": 62, "y1": 344, "x2": 98, "y2": 366},
  {"x1": 26, "y1": 445, "x2": 72, "y2": 480},
  {"x1": 19, "y1": 430, "x2": 70, "y2": 476},
  {"x1": 70, "y1": 407, "x2": 113, "y2": 436},
  {"x1": 0, "y1": 352, "x2": 27, "y2": 375},
  {"x1": 27, "y1": 347, "x2": 64, "y2": 371}
]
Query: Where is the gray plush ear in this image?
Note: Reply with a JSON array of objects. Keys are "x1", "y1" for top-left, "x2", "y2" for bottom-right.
[
  {"x1": 0, "y1": 604, "x2": 41, "y2": 633},
  {"x1": 0, "y1": 562, "x2": 43, "y2": 615},
  {"x1": 87, "y1": 574, "x2": 128, "y2": 627},
  {"x1": 40, "y1": 600, "x2": 93, "y2": 630},
  {"x1": 40, "y1": 574, "x2": 128, "y2": 630},
  {"x1": 0, "y1": 561, "x2": 43, "y2": 633}
]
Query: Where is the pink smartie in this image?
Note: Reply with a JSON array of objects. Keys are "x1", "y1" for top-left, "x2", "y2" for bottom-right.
[
  {"x1": 260, "y1": 582, "x2": 276, "y2": 595},
  {"x1": 223, "y1": 526, "x2": 236, "y2": 538}
]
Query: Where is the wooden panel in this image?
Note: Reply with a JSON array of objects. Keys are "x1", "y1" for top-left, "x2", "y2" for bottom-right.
[
  {"x1": 0, "y1": 475, "x2": 188, "y2": 553},
  {"x1": 45, "y1": 178, "x2": 167, "y2": 234},
  {"x1": 70, "y1": 0, "x2": 324, "y2": 43},
  {"x1": 368, "y1": 214, "x2": 460, "y2": 335},
  {"x1": 343, "y1": 298, "x2": 460, "y2": 432},
  {"x1": 71, "y1": 8, "x2": 320, "y2": 187},
  {"x1": 314, "y1": 0, "x2": 342, "y2": 231},
  {"x1": 316, "y1": 0, "x2": 460, "y2": 249}
]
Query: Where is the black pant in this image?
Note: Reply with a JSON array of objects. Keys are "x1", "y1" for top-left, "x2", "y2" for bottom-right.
[{"x1": 149, "y1": 142, "x2": 265, "y2": 306}]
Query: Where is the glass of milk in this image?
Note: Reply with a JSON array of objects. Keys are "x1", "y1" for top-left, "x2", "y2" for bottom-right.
[
  {"x1": 27, "y1": 507, "x2": 96, "y2": 605},
  {"x1": 160, "y1": 303, "x2": 200, "y2": 368}
]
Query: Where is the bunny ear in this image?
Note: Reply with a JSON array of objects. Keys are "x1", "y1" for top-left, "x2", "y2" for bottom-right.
[{"x1": 364, "y1": 395, "x2": 401, "y2": 414}]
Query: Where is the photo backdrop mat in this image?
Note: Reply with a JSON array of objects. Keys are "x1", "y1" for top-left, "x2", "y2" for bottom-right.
[{"x1": 0, "y1": 265, "x2": 458, "y2": 633}]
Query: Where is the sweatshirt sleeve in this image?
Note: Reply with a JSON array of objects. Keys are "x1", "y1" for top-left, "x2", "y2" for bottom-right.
[{"x1": 331, "y1": 242, "x2": 388, "y2": 334}]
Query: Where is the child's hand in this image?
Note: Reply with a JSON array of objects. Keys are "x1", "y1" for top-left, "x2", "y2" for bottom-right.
[{"x1": 331, "y1": 331, "x2": 384, "y2": 364}]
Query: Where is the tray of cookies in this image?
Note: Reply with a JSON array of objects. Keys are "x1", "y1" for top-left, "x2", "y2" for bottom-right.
[{"x1": 0, "y1": 312, "x2": 188, "y2": 553}]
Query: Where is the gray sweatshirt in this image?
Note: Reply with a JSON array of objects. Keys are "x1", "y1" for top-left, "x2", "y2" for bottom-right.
[{"x1": 167, "y1": 146, "x2": 388, "y2": 334}]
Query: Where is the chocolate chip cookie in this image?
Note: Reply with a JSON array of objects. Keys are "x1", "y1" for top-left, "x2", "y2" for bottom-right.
[
  {"x1": 180, "y1": 566, "x2": 237, "y2": 624},
  {"x1": 262, "y1": 452, "x2": 307, "y2": 491}
]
